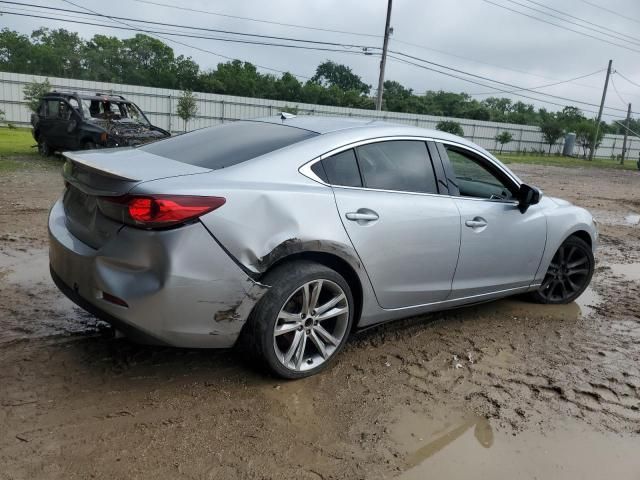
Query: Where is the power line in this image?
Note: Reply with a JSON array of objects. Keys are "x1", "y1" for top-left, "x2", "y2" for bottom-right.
[
  {"x1": 0, "y1": 1, "x2": 378, "y2": 50},
  {"x1": 468, "y1": 68, "x2": 606, "y2": 96},
  {"x1": 613, "y1": 120, "x2": 640, "y2": 138},
  {"x1": 579, "y1": 0, "x2": 640, "y2": 26},
  {"x1": 392, "y1": 37, "x2": 610, "y2": 91},
  {"x1": 610, "y1": 76, "x2": 629, "y2": 107},
  {"x1": 388, "y1": 49, "x2": 636, "y2": 114},
  {"x1": 386, "y1": 54, "x2": 609, "y2": 116},
  {"x1": 513, "y1": 0, "x2": 640, "y2": 46},
  {"x1": 4, "y1": 1, "x2": 633, "y2": 118},
  {"x1": 129, "y1": 0, "x2": 381, "y2": 39},
  {"x1": 0, "y1": 10, "x2": 377, "y2": 77},
  {"x1": 616, "y1": 71, "x2": 640, "y2": 89},
  {"x1": 480, "y1": 0, "x2": 640, "y2": 54},
  {"x1": 56, "y1": 0, "x2": 314, "y2": 79}
]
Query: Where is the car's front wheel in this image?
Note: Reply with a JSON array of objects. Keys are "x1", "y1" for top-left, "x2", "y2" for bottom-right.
[
  {"x1": 530, "y1": 235, "x2": 594, "y2": 304},
  {"x1": 37, "y1": 140, "x2": 51, "y2": 157},
  {"x1": 244, "y1": 261, "x2": 354, "y2": 379}
]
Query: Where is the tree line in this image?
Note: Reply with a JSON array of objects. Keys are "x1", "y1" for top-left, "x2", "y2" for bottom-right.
[{"x1": 2, "y1": 27, "x2": 636, "y2": 148}]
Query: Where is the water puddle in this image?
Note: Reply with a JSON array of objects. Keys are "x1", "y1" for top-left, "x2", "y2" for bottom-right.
[
  {"x1": 609, "y1": 263, "x2": 640, "y2": 282},
  {"x1": 591, "y1": 210, "x2": 640, "y2": 227},
  {"x1": 392, "y1": 406, "x2": 640, "y2": 479},
  {"x1": 453, "y1": 285, "x2": 601, "y2": 322},
  {"x1": 0, "y1": 247, "x2": 101, "y2": 344},
  {"x1": 624, "y1": 214, "x2": 640, "y2": 226}
]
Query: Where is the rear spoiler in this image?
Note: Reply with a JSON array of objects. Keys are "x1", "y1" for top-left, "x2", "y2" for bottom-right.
[{"x1": 63, "y1": 151, "x2": 141, "y2": 181}]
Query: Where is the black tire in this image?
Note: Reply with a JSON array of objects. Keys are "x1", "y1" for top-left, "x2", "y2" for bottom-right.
[
  {"x1": 242, "y1": 260, "x2": 355, "y2": 379},
  {"x1": 82, "y1": 141, "x2": 96, "y2": 150},
  {"x1": 530, "y1": 235, "x2": 594, "y2": 304},
  {"x1": 37, "y1": 139, "x2": 51, "y2": 157}
]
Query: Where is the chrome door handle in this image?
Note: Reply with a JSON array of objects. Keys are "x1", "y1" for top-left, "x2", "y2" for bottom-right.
[
  {"x1": 465, "y1": 218, "x2": 488, "y2": 228},
  {"x1": 346, "y1": 212, "x2": 379, "y2": 222}
]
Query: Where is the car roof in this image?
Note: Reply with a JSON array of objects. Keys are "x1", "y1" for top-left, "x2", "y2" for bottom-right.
[
  {"x1": 43, "y1": 91, "x2": 131, "y2": 103},
  {"x1": 249, "y1": 115, "x2": 476, "y2": 146}
]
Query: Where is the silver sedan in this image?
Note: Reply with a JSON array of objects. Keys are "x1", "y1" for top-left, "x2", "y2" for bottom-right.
[{"x1": 49, "y1": 116, "x2": 597, "y2": 378}]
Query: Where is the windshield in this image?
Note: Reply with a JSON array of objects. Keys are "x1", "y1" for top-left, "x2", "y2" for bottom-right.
[{"x1": 82, "y1": 99, "x2": 150, "y2": 125}]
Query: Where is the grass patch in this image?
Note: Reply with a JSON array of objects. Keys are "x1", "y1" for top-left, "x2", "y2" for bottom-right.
[
  {"x1": 497, "y1": 153, "x2": 638, "y2": 171},
  {"x1": 0, "y1": 127, "x2": 61, "y2": 173},
  {"x1": 0, "y1": 127, "x2": 37, "y2": 157}
]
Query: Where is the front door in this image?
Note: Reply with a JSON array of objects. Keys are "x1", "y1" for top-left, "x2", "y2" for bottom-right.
[
  {"x1": 325, "y1": 140, "x2": 461, "y2": 309},
  {"x1": 440, "y1": 144, "x2": 547, "y2": 298}
]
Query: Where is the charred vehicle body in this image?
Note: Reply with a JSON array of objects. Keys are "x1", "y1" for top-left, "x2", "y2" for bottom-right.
[{"x1": 32, "y1": 92, "x2": 170, "y2": 155}]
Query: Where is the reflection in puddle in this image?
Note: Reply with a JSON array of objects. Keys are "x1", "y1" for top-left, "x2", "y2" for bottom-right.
[
  {"x1": 392, "y1": 407, "x2": 640, "y2": 479},
  {"x1": 609, "y1": 263, "x2": 640, "y2": 282},
  {"x1": 453, "y1": 285, "x2": 600, "y2": 322}
]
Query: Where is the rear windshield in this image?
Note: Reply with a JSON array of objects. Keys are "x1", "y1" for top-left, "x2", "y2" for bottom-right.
[{"x1": 140, "y1": 121, "x2": 317, "y2": 169}]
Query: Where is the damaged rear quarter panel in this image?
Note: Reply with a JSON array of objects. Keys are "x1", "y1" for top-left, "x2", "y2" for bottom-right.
[{"x1": 200, "y1": 181, "x2": 361, "y2": 274}]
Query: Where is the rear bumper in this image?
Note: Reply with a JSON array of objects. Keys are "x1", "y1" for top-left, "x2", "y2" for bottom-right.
[{"x1": 48, "y1": 198, "x2": 268, "y2": 348}]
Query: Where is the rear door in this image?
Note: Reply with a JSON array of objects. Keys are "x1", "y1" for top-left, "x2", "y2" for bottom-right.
[
  {"x1": 323, "y1": 140, "x2": 461, "y2": 309},
  {"x1": 437, "y1": 143, "x2": 547, "y2": 298}
]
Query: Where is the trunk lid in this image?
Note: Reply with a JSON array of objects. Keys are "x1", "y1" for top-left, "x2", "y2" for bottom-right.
[{"x1": 61, "y1": 148, "x2": 211, "y2": 248}]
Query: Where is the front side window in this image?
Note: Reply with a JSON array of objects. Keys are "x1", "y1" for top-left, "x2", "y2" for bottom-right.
[
  {"x1": 45, "y1": 100, "x2": 59, "y2": 118},
  {"x1": 355, "y1": 140, "x2": 437, "y2": 194},
  {"x1": 445, "y1": 146, "x2": 515, "y2": 200}
]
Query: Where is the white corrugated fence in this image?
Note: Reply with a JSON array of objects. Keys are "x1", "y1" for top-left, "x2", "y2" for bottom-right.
[{"x1": 1, "y1": 71, "x2": 637, "y2": 160}]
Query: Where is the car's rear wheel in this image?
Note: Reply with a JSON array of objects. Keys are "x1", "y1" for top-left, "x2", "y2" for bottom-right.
[
  {"x1": 530, "y1": 236, "x2": 594, "y2": 304},
  {"x1": 244, "y1": 261, "x2": 354, "y2": 379}
]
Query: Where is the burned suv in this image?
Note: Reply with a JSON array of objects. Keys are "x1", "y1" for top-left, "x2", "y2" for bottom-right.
[{"x1": 31, "y1": 92, "x2": 170, "y2": 156}]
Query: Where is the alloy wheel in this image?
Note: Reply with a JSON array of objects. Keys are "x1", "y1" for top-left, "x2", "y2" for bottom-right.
[
  {"x1": 538, "y1": 243, "x2": 591, "y2": 302},
  {"x1": 273, "y1": 279, "x2": 350, "y2": 372}
]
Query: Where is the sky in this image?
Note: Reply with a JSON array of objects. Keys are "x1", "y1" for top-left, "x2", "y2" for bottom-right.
[{"x1": 2, "y1": 0, "x2": 640, "y2": 120}]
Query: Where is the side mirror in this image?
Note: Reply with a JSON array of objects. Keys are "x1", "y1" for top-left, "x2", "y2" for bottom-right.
[{"x1": 517, "y1": 183, "x2": 541, "y2": 213}]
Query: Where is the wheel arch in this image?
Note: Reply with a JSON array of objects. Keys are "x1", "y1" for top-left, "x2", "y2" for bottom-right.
[
  {"x1": 258, "y1": 250, "x2": 364, "y2": 332},
  {"x1": 566, "y1": 229, "x2": 593, "y2": 249}
]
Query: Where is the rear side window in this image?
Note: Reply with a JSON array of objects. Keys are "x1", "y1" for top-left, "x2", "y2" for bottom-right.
[
  {"x1": 141, "y1": 121, "x2": 317, "y2": 169},
  {"x1": 356, "y1": 141, "x2": 437, "y2": 194},
  {"x1": 318, "y1": 149, "x2": 362, "y2": 187}
]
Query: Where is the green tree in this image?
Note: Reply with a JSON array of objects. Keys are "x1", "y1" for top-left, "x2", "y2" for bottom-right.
[
  {"x1": 0, "y1": 29, "x2": 33, "y2": 73},
  {"x1": 482, "y1": 97, "x2": 512, "y2": 122},
  {"x1": 121, "y1": 34, "x2": 175, "y2": 87},
  {"x1": 23, "y1": 78, "x2": 51, "y2": 112},
  {"x1": 495, "y1": 131, "x2": 513, "y2": 153},
  {"x1": 311, "y1": 61, "x2": 370, "y2": 95},
  {"x1": 176, "y1": 90, "x2": 198, "y2": 132},
  {"x1": 30, "y1": 28, "x2": 84, "y2": 78},
  {"x1": 556, "y1": 106, "x2": 585, "y2": 132},
  {"x1": 383, "y1": 80, "x2": 414, "y2": 112},
  {"x1": 81, "y1": 35, "x2": 124, "y2": 82},
  {"x1": 575, "y1": 120, "x2": 604, "y2": 159},
  {"x1": 436, "y1": 120, "x2": 464, "y2": 136},
  {"x1": 540, "y1": 117, "x2": 564, "y2": 154},
  {"x1": 209, "y1": 60, "x2": 262, "y2": 96}
]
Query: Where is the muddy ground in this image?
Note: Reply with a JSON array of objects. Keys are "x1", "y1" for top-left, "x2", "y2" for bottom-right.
[{"x1": 1, "y1": 156, "x2": 639, "y2": 479}]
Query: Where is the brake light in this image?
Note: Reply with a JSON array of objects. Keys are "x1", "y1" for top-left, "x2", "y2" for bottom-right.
[{"x1": 98, "y1": 194, "x2": 225, "y2": 229}]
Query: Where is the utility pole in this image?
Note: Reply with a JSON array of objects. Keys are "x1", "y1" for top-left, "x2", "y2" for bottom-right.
[
  {"x1": 375, "y1": 0, "x2": 393, "y2": 111},
  {"x1": 589, "y1": 59, "x2": 612, "y2": 161},
  {"x1": 621, "y1": 102, "x2": 632, "y2": 165}
]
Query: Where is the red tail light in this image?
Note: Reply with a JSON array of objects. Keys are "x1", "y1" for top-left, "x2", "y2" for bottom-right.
[{"x1": 98, "y1": 194, "x2": 225, "y2": 229}]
